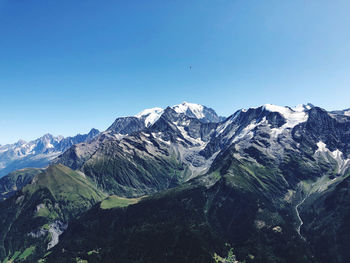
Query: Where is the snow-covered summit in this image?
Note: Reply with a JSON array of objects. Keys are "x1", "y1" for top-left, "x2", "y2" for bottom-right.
[
  {"x1": 171, "y1": 102, "x2": 205, "y2": 119},
  {"x1": 134, "y1": 102, "x2": 224, "y2": 127},
  {"x1": 135, "y1": 107, "x2": 164, "y2": 127}
]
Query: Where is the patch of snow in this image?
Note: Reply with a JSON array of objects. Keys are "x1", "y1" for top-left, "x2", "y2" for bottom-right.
[
  {"x1": 316, "y1": 141, "x2": 327, "y2": 153},
  {"x1": 344, "y1": 110, "x2": 350, "y2": 116},
  {"x1": 113, "y1": 133, "x2": 127, "y2": 140},
  {"x1": 46, "y1": 142, "x2": 54, "y2": 149},
  {"x1": 264, "y1": 104, "x2": 308, "y2": 136}
]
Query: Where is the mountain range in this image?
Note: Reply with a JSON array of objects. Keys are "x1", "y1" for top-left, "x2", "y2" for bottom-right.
[
  {"x1": 0, "y1": 129, "x2": 100, "y2": 178},
  {"x1": 1, "y1": 102, "x2": 350, "y2": 263}
]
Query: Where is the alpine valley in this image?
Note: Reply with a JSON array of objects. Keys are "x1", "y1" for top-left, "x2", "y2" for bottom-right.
[{"x1": 1, "y1": 102, "x2": 350, "y2": 263}]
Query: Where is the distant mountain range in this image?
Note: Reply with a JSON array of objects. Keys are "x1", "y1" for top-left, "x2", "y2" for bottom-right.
[
  {"x1": 1, "y1": 102, "x2": 350, "y2": 263},
  {"x1": 0, "y1": 128, "x2": 99, "y2": 177}
]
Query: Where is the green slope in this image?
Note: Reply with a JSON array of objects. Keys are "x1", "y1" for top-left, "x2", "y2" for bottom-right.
[
  {"x1": 0, "y1": 164, "x2": 106, "y2": 262},
  {"x1": 100, "y1": 195, "x2": 141, "y2": 209},
  {"x1": 46, "y1": 162, "x2": 314, "y2": 263}
]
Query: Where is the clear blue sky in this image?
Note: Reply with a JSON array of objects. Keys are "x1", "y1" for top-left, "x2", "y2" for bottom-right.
[{"x1": 0, "y1": 0, "x2": 349, "y2": 144}]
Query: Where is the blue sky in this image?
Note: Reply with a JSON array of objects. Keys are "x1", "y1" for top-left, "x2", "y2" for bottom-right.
[{"x1": 0, "y1": 0, "x2": 349, "y2": 144}]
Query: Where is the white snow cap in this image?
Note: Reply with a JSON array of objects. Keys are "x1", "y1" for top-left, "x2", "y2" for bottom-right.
[
  {"x1": 171, "y1": 102, "x2": 205, "y2": 119},
  {"x1": 135, "y1": 107, "x2": 164, "y2": 127},
  {"x1": 135, "y1": 102, "x2": 207, "y2": 127}
]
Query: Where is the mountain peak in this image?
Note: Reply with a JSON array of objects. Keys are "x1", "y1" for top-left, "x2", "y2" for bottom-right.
[
  {"x1": 88, "y1": 128, "x2": 100, "y2": 135},
  {"x1": 40, "y1": 133, "x2": 55, "y2": 140},
  {"x1": 132, "y1": 102, "x2": 223, "y2": 128},
  {"x1": 135, "y1": 107, "x2": 164, "y2": 127},
  {"x1": 171, "y1": 102, "x2": 224, "y2": 123},
  {"x1": 171, "y1": 102, "x2": 205, "y2": 119},
  {"x1": 15, "y1": 139, "x2": 27, "y2": 147}
]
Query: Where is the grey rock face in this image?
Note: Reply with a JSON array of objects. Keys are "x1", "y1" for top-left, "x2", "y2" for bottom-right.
[
  {"x1": 107, "y1": 117, "x2": 146, "y2": 134},
  {"x1": 28, "y1": 220, "x2": 68, "y2": 250}
]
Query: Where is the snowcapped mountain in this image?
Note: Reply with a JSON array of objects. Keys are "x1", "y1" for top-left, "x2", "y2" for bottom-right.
[
  {"x1": 135, "y1": 102, "x2": 224, "y2": 127},
  {"x1": 3, "y1": 102, "x2": 350, "y2": 262},
  {"x1": 0, "y1": 129, "x2": 99, "y2": 177},
  {"x1": 107, "y1": 102, "x2": 225, "y2": 134},
  {"x1": 171, "y1": 102, "x2": 225, "y2": 123}
]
